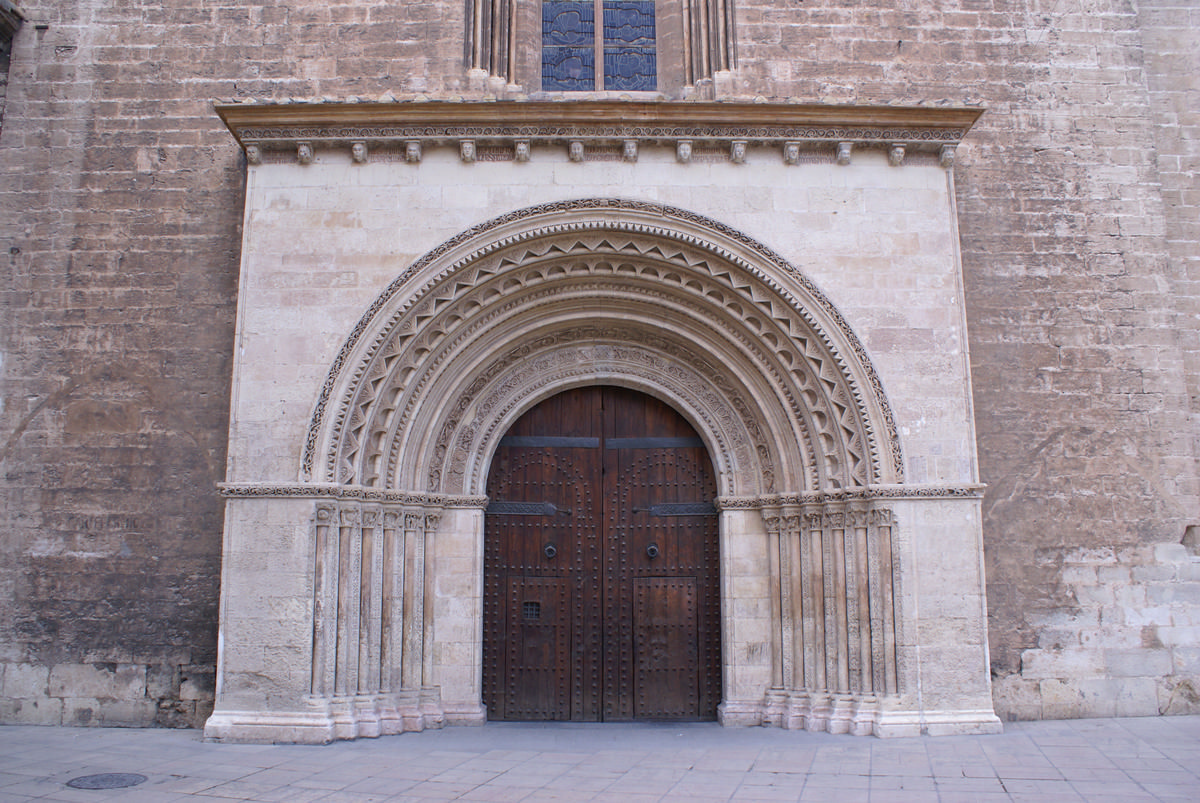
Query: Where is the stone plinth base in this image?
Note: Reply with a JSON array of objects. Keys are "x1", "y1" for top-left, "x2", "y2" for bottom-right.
[
  {"x1": 204, "y1": 690, "x2": 484, "y2": 744},
  {"x1": 722, "y1": 691, "x2": 1002, "y2": 738}
]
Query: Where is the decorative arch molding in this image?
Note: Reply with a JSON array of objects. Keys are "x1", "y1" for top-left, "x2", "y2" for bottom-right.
[{"x1": 304, "y1": 199, "x2": 903, "y2": 500}]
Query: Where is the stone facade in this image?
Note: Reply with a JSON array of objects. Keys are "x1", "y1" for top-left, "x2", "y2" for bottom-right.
[{"x1": 0, "y1": 0, "x2": 1196, "y2": 730}]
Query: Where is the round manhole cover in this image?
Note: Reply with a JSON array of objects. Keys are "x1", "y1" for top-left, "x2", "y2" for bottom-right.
[{"x1": 66, "y1": 773, "x2": 148, "y2": 790}]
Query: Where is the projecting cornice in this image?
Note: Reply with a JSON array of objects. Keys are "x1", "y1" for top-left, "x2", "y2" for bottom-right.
[{"x1": 214, "y1": 100, "x2": 984, "y2": 167}]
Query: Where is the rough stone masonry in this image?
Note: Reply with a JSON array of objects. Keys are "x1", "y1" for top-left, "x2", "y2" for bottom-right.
[{"x1": 0, "y1": 0, "x2": 1197, "y2": 727}]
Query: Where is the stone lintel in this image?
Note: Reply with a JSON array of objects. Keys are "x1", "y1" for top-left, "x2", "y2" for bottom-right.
[{"x1": 214, "y1": 100, "x2": 984, "y2": 162}]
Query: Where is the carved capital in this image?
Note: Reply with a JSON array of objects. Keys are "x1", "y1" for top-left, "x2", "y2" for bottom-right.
[{"x1": 339, "y1": 505, "x2": 361, "y2": 527}]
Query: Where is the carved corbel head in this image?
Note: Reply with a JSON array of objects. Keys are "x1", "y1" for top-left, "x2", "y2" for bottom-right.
[
  {"x1": 406, "y1": 140, "x2": 423, "y2": 163},
  {"x1": 939, "y1": 144, "x2": 957, "y2": 169},
  {"x1": 459, "y1": 140, "x2": 476, "y2": 163},
  {"x1": 568, "y1": 140, "x2": 585, "y2": 162},
  {"x1": 783, "y1": 141, "x2": 800, "y2": 166},
  {"x1": 676, "y1": 139, "x2": 693, "y2": 164},
  {"x1": 351, "y1": 141, "x2": 368, "y2": 164},
  {"x1": 836, "y1": 141, "x2": 852, "y2": 166},
  {"x1": 514, "y1": 140, "x2": 531, "y2": 162},
  {"x1": 730, "y1": 140, "x2": 747, "y2": 164},
  {"x1": 244, "y1": 144, "x2": 262, "y2": 166},
  {"x1": 888, "y1": 143, "x2": 905, "y2": 167},
  {"x1": 622, "y1": 139, "x2": 638, "y2": 163},
  {"x1": 297, "y1": 142, "x2": 314, "y2": 165}
]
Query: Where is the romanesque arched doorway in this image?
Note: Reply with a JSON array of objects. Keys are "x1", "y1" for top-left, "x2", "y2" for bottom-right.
[
  {"x1": 208, "y1": 199, "x2": 1000, "y2": 743},
  {"x1": 482, "y1": 386, "x2": 721, "y2": 720}
]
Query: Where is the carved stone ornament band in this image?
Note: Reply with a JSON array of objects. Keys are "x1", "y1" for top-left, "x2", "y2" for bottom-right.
[
  {"x1": 217, "y1": 483, "x2": 489, "y2": 507},
  {"x1": 716, "y1": 484, "x2": 987, "y2": 509},
  {"x1": 215, "y1": 100, "x2": 982, "y2": 165}
]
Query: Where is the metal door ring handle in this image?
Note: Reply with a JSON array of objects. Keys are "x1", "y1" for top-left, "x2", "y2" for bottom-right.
[
  {"x1": 646, "y1": 543, "x2": 660, "y2": 559},
  {"x1": 544, "y1": 544, "x2": 557, "y2": 559}
]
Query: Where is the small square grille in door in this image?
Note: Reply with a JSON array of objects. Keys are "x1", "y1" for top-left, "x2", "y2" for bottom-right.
[{"x1": 523, "y1": 601, "x2": 542, "y2": 621}]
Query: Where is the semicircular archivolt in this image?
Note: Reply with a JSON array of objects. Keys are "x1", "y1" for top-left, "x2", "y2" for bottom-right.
[{"x1": 307, "y1": 201, "x2": 903, "y2": 494}]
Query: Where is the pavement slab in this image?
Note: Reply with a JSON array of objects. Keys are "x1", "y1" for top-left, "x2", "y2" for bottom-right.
[{"x1": 0, "y1": 716, "x2": 1197, "y2": 801}]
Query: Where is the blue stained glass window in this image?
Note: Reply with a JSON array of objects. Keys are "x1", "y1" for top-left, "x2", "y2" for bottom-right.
[
  {"x1": 603, "y1": 48, "x2": 657, "y2": 91},
  {"x1": 543, "y1": 0, "x2": 656, "y2": 91},
  {"x1": 603, "y1": 2, "x2": 655, "y2": 46},
  {"x1": 603, "y1": 1, "x2": 656, "y2": 90},
  {"x1": 543, "y1": 2, "x2": 596, "y2": 90}
]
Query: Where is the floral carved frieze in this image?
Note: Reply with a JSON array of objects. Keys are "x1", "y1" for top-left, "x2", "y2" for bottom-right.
[{"x1": 216, "y1": 100, "x2": 982, "y2": 166}]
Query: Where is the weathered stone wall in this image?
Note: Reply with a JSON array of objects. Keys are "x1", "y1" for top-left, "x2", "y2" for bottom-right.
[
  {"x1": 993, "y1": 543, "x2": 1200, "y2": 718},
  {"x1": 0, "y1": 0, "x2": 1196, "y2": 725}
]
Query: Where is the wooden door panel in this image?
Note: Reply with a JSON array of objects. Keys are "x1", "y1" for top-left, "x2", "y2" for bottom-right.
[
  {"x1": 483, "y1": 385, "x2": 719, "y2": 722},
  {"x1": 634, "y1": 577, "x2": 699, "y2": 719},
  {"x1": 503, "y1": 577, "x2": 571, "y2": 720}
]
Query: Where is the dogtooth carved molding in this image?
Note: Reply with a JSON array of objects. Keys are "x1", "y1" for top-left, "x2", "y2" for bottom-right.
[{"x1": 301, "y1": 199, "x2": 904, "y2": 498}]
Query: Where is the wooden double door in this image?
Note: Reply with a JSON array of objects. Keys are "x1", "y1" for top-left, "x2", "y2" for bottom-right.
[{"x1": 483, "y1": 386, "x2": 721, "y2": 721}]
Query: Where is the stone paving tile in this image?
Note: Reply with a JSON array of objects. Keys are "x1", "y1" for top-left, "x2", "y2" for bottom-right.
[
  {"x1": 794, "y1": 771, "x2": 870, "y2": 789},
  {"x1": 4, "y1": 717, "x2": 1200, "y2": 801},
  {"x1": 797, "y1": 788, "x2": 867, "y2": 803},
  {"x1": 1001, "y1": 777, "x2": 1080, "y2": 796},
  {"x1": 247, "y1": 785, "x2": 333, "y2": 802},
  {"x1": 1141, "y1": 780, "x2": 1200, "y2": 800}
]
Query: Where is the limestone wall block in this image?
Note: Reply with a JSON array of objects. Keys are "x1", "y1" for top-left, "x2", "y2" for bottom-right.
[
  {"x1": 180, "y1": 668, "x2": 216, "y2": 702},
  {"x1": 2, "y1": 664, "x2": 49, "y2": 698},
  {"x1": 1158, "y1": 676, "x2": 1200, "y2": 715},
  {"x1": 1097, "y1": 565, "x2": 1133, "y2": 585},
  {"x1": 48, "y1": 664, "x2": 145, "y2": 701},
  {"x1": 1019, "y1": 648, "x2": 1104, "y2": 679},
  {"x1": 1132, "y1": 563, "x2": 1180, "y2": 583},
  {"x1": 1121, "y1": 605, "x2": 1174, "y2": 628},
  {"x1": 1071, "y1": 584, "x2": 1115, "y2": 606},
  {"x1": 1060, "y1": 564, "x2": 1099, "y2": 586},
  {"x1": 1106, "y1": 648, "x2": 1173, "y2": 678},
  {"x1": 1148, "y1": 582, "x2": 1200, "y2": 606},
  {"x1": 97, "y1": 699, "x2": 159, "y2": 727},
  {"x1": 1170, "y1": 646, "x2": 1200, "y2": 674},
  {"x1": 1078, "y1": 627, "x2": 1144, "y2": 650},
  {"x1": 1154, "y1": 543, "x2": 1190, "y2": 564},
  {"x1": 146, "y1": 664, "x2": 178, "y2": 700},
  {"x1": 1158, "y1": 626, "x2": 1200, "y2": 647},
  {"x1": 0, "y1": 697, "x2": 63, "y2": 726}
]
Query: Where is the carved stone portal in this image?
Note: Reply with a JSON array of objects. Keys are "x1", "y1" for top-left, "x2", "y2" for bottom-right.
[{"x1": 207, "y1": 189, "x2": 999, "y2": 741}]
